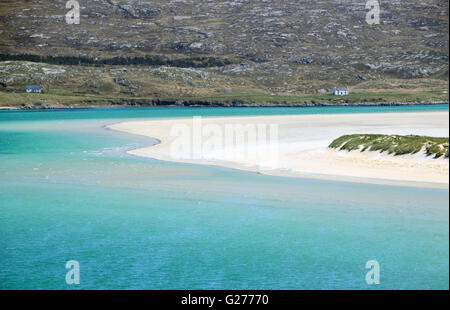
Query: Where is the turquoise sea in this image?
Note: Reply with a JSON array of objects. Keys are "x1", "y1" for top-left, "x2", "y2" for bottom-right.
[{"x1": 0, "y1": 105, "x2": 448, "y2": 289}]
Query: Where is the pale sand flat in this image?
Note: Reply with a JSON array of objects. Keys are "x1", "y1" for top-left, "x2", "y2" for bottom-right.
[{"x1": 108, "y1": 111, "x2": 449, "y2": 188}]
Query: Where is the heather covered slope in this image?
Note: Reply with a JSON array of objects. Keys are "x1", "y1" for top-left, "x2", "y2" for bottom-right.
[{"x1": 0, "y1": 0, "x2": 448, "y2": 108}]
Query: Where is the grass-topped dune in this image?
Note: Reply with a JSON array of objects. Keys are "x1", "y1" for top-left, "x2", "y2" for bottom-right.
[{"x1": 329, "y1": 134, "x2": 449, "y2": 159}]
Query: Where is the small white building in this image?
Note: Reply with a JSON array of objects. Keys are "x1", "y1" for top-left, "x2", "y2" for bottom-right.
[
  {"x1": 26, "y1": 85, "x2": 42, "y2": 93},
  {"x1": 333, "y1": 87, "x2": 349, "y2": 96}
]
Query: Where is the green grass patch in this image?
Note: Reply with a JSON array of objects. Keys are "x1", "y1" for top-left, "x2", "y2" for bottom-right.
[{"x1": 329, "y1": 134, "x2": 449, "y2": 158}]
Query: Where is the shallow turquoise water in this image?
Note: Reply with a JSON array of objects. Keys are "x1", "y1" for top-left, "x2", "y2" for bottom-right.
[{"x1": 0, "y1": 106, "x2": 448, "y2": 289}]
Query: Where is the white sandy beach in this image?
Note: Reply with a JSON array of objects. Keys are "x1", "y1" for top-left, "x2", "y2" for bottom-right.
[{"x1": 109, "y1": 111, "x2": 449, "y2": 188}]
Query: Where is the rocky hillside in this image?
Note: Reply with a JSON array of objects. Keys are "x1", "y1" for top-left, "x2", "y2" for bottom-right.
[{"x1": 0, "y1": 0, "x2": 448, "y2": 108}]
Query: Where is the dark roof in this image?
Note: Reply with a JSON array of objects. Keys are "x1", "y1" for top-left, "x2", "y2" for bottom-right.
[
  {"x1": 333, "y1": 87, "x2": 348, "y2": 91},
  {"x1": 26, "y1": 85, "x2": 42, "y2": 89}
]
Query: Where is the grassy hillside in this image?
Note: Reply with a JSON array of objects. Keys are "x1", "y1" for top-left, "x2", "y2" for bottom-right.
[
  {"x1": 0, "y1": 1, "x2": 448, "y2": 108},
  {"x1": 0, "y1": 61, "x2": 448, "y2": 108},
  {"x1": 329, "y1": 134, "x2": 449, "y2": 158}
]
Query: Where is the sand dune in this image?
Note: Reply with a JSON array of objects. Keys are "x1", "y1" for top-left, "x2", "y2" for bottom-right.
[{"x1": 108, "y1": 111, "x2": 449, "y2": 188}]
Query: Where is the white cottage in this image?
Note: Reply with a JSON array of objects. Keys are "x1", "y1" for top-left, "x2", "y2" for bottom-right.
[
  {"x1": 333, "y1": 87, "x2": 348, "y2": 96},
  {"x1": 26, "y1": 85, "x2": 42, "y2": 93}
]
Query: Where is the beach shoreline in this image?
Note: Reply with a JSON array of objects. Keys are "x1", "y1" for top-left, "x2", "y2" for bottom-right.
[
  {"x1": 108, "y1": 111, "x2": 449, "y2": 189},
  {"x1": 1, "y1": 101, "x2": 448, "y2": 111}
]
